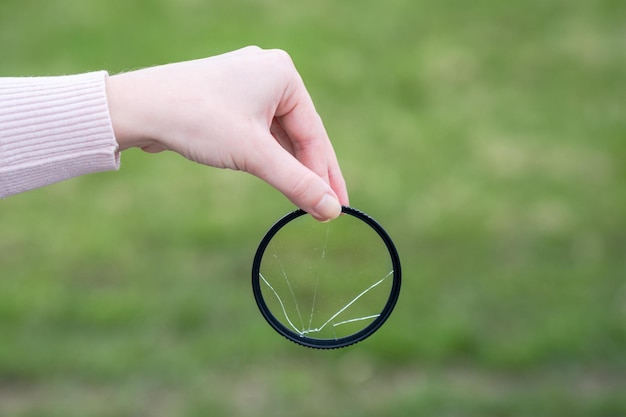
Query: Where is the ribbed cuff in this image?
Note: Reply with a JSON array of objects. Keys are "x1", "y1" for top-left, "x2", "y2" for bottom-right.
[{"x1": 0, "y1": 71, "x2": 120, "y2": 198}]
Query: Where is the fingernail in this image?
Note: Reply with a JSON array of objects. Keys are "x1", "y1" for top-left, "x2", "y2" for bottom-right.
[{"x1": 313, "y1": 194, "x2": 341, "y2": 221}]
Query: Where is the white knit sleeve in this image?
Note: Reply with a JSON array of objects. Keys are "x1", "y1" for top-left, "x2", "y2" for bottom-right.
[{"x1": 0, "y1": 71, "x2": 120, "y2": 198}]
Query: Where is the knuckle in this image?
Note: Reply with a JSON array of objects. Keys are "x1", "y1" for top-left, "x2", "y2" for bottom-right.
[
  {"x1": 242, "y1": 45, "x2": 263, "y2": 52},
  {"x1": 265, "y1": 48, "x2": 295, "y2": 71},
  {"x1": 266, "y1": 48, "x2": 291, "y2": 61}
]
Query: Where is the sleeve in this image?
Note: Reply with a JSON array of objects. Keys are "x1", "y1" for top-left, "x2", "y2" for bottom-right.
[{"x1": 0, "y1": 71, "x2": 120, "y2": 198}]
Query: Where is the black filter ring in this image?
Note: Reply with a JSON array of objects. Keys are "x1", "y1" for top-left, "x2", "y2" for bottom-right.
[{"x1": 251, "y1": 206, "x2": 401, "y2": 349}]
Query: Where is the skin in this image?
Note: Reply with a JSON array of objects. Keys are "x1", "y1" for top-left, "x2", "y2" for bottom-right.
[{"x1": 105, "y1": 46, "x2": 349, "y2": 221}]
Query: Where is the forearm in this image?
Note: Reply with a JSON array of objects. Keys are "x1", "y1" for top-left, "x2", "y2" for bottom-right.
[{"x1": 0, "y1": 71, "x2": 120, "y2": 198}]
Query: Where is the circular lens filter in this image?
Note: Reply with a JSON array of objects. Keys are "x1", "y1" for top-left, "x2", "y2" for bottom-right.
[{"x1": 252, "y1": 206, "x2": 401, "y2": 349}]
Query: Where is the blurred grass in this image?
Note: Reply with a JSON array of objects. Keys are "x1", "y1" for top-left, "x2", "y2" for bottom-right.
[{"x1": 1, "y1": 0, "x2": 625, "y2": 415}]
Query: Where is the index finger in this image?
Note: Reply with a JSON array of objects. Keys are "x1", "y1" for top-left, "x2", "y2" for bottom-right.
[{"x1": 275, "y1": 70, "x2": 349, "y2": 206}]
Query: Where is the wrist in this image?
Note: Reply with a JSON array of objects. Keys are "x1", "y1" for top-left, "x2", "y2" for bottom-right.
[{"x1": 105, "y1": 73, "x2": 157, "y2": 151}]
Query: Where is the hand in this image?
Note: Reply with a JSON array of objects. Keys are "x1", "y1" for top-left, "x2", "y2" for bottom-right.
[{"x1": 105, "y1": 46, "x2": 349, "y2": 221}]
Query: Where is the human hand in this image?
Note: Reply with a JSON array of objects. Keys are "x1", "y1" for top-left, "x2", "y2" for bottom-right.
[{"x1": 105, "y1": 46, "x2": 348, "y2": 221}]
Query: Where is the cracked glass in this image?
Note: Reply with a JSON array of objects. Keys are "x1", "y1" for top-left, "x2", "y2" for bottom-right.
[{"x1": 256, "y1": 209, "x2": 396, "y2": 342}]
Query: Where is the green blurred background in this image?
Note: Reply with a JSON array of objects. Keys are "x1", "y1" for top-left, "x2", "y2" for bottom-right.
[{"x1": 1, "y1": 0, "x2": 624, "y2": 415}]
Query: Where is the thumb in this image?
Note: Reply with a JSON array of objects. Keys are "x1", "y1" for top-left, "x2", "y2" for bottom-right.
[{"x1": 249, "y1": 141, "x2": 342, "y2": 221}]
